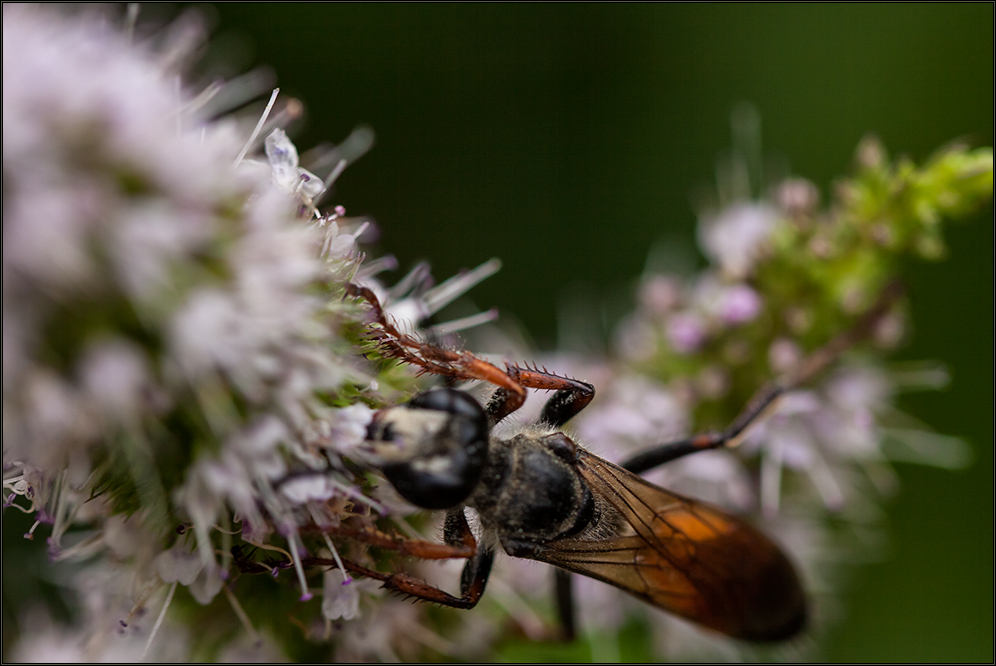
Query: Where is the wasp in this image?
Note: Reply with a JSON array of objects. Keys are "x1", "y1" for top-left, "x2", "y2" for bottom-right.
[{"x1": 293, "y1": 282, "x2": 898, "y2": 642}]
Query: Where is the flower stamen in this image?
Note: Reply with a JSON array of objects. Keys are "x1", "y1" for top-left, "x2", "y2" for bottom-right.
[
  {"x1": 141, "y1": 581, "x2": 177, "y2": 661},
  {"x1": 287, "y1": 531, "x2": 313, "y2": 601},
  {"x1": 234, "y1": 88, "x2": 280, "y2": 166},
  {"x1": 321, "y1": 533, "x2": 353, "y2": 584}
]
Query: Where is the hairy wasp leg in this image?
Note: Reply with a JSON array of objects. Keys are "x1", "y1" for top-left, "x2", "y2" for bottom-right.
[
  {"x1": 302, "y1": 523, "x2": 475, "y2": 560},
  {"x1": 442, "y1": 508, "x2": 497, "y2": 609},
  {"x1": 485, "y1": 363, "x2": 595, "y2": 426},
  {"x1": 305, "y1": 555, "x2": 495, "y2": 610},
  {"x1": 346, "y1": 282, "x2": 529, "y2": 420},
  {"x1": 443, "y1": 508, "x2": 477, "y2": 551},
  {"x1": 372, "y1": 549, "x2": 496, "y2": 610},
  {"x1": 325, "y1": 512, "x2": 495, "y2": 610},
  {"x1": 347, "y1": 282, "x2": 599, "y2": 427},
  {"x1": 505, "y1": 364, "x2": 595, "y2": 428}
]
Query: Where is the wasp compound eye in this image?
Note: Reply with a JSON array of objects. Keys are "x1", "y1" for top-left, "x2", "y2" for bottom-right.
[{"x1": 379, "y1": 389, "x2": 489, "y2": 510}]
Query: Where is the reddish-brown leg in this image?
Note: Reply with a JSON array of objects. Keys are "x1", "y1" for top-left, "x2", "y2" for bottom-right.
[
  {"x1": 283, "y1": 512, "x2": 495, "y2": 609},
  {"x1": 300, "y1": 523, "x2": 475, "y2": 560},
  {"x1": 233, "y1": 505, "x2": 497, "y2": 608},
  {"x1": 306, "y1": 549, "x2": 495, "y2": 610},
  {"x1": 347, "y1": 282, "x2": 528, "y2": 416},
  {"x1": 348, "y1": 283, "x2": 600, "y2": 427},
  {"x1": 480, "y1": 362, "x2": 596, "y2": 426}
]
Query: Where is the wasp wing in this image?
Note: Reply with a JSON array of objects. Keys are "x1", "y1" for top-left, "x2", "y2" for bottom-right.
[{"x1": 531, "y1": 449, "x2": 806, "y2": 641}]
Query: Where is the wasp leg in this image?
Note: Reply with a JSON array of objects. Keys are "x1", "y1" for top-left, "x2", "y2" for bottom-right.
[
  {"x1": 347, "y1": 282, "x2": 529, "y2": 420},
  {"x1": 507, "y1": 364, "x2": 595, "y2": 428},
  {"x1": 305, "y1": 555, "x2": 495, "y2": 609},
  {"x1": 301, "y1": 523, "x2": 475, "y2": 560},
  {"x1": 444, "y1": 508, "x2": 497, "y2": 609},
  {"x1": 554, "y1": 569, "x2": 577, "y2": 641},
  {"x1": 622, "y1": 280, "x2": 905, "y2": 475},
  {"x1": 483, "y1": 363, "x2": 595, "y2": 427},
  {"x1": 235, "y1": 521, "x2": 491, "y2": 609},
  {"x1": 347, "y1": 283, "x2": 600, "y2": 427},
  {"x1": 621, "y1": 383, "x2": 785, "y2": 474},
  {"x1": 482, "y1": 382, "x2": 526, "y2": 428},
  {"x1": 368, "y1": 551, "x2": 495, "y2": 610},
  {"x1": 442, "y1": 508, "x2": 477, "y2": 551},
  {"x1": 621, "y1": 434, "x2": 727, "y2": 474},
  {"x1": 329, "y1": 511, "x2": 495, "y2": 609}
]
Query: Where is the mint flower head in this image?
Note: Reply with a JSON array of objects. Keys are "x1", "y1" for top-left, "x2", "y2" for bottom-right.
[
  {"x1": 2, "y1": 7, "x2": 507, "y2": 661},
  {"x1": 523, "y1": 110, "x2": 991, "y2": 661},
  {"x1": 3, "y1": 6, "x2": 385, "y2": 660},
  {"x1": 3, "y1": 7, "x2": 991, "y2": 664}
]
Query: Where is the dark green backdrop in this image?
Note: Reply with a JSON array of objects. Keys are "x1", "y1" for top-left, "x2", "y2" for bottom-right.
[{"x1": 201, "y1": 5, "x2": 991, "y2": 661}]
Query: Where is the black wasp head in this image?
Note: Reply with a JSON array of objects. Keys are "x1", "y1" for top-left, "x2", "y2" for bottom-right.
[{"x1": 369, "y1": 388, "x2": 490, "y2": 510}]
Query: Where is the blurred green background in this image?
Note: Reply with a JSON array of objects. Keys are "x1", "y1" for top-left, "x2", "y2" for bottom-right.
[{"x1": 206, "y1": 4, "x2": 991, "y2": 661}]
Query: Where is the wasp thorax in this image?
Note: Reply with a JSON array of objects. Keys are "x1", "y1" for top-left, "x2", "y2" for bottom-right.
[
  {"x1": 371, "y1": 388, "x2": 489, "y2": 510},
  {"x1": 469, "y1": 431, "x2": 595, "y2": 551}
]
